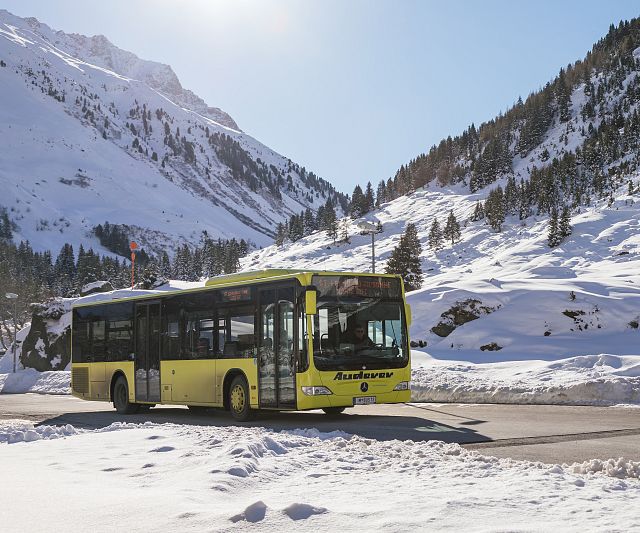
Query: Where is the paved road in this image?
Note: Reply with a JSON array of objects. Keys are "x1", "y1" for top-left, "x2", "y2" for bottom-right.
[{"x1": 1, "y1": 394, "x2": 639, "y2": 463}]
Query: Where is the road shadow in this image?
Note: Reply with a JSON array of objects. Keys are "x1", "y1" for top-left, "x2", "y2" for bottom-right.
[{"x1": 38, "y1": 406, "x2": 491, "y2": 444}]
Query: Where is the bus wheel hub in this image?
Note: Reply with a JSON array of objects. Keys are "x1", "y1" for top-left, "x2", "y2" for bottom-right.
[{"x1": 231, "y1": 385, "x2": 245, "y2": 411}]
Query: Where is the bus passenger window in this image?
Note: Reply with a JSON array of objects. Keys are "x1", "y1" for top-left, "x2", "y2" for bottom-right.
[
  {"x1": 228, "y1": 313, "x2": 256, "y2": 358},
  {"x1": 183, "y1": 314, "x2": 214, "y2": 359},
  {"x1": 71, "y1": 316, "x2": 91, "y2": 363},
  {"x1": 107, "y1": 319, "x2": 132, "y2": 361},
  {"x1": 92, "y1": 320, "x2": 106, "y2": 362}
]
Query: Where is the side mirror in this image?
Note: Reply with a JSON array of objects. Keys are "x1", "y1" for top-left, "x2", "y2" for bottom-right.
[
  {"x1": 305, "y1": 289, "x2": 317, "y2": 315},
  {"x1": 405, "y1": 304, "x2": 412, "y2": 327}
]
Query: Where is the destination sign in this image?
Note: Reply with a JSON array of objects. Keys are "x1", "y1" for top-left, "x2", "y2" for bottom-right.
[
  {"x1": 220, "y1": 286, "x2": 252, "y2": 302},
  {"x1": 312, "y1": 275, "x2": 401, "y2": 299}
]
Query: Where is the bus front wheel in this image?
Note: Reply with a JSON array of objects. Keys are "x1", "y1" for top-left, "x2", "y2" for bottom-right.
[
  {"x1": 113, "y1": 376, "x2": 139, "y2": 415},
  {"x1": 322, "y1": 407, "x2": 346, "y2": 416},
  {"x1": 229, "y1": 375, "x2": 255, "y2": 422}
]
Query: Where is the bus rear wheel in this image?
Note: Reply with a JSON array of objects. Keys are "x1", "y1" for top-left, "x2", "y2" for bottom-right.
[
  {"x1": 113, "y1": 376, "x2": 139, "y2": 415},
  {"x1": 322, "y1": 407, "x2": 346, "y2": 416},
  {"x1": 229, "y1": 375, "x2": 255, "y2": 422}
]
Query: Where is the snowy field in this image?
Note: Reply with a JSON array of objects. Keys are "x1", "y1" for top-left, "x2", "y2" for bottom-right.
[{"x1": 0, "y1": 420, "x2": 639, "y2": 531}]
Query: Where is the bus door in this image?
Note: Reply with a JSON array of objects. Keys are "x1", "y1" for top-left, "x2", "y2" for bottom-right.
[
  {"x1": 134, "y1": 301, "x2": 161, "y2": 403},
  {"x1": 258, "y1": 286, "x2": 296, "y2": 408}
]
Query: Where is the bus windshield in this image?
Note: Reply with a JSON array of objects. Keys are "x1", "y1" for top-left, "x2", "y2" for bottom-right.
[{"x1": 311, "y1": 298, "x2": 408, "y2": 371}]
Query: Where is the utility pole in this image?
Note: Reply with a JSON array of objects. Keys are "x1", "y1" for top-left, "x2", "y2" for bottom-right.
[
  {"x1": 356, "y1": 221, "x2": 381, "y2": 274},
  {"x1": 5, "y1": 293, "x2": 18, "y2": 373},
  {"x1": 130, "y1": 241, "x2": 138, "y2": 289}
]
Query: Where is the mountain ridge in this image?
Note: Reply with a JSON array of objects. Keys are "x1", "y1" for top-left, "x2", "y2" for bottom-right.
[
  {"x1": 0, "y1": 9, "x2": 347, "y2": 258},
  {"x1": 0, "y1": 9, "x2": 239, "y2": 130}
]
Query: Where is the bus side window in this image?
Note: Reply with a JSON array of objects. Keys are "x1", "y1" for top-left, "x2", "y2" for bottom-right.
[
  {"x1": 72, "y1": 311, "x2": 91, "y2": 363},
  {"x1": 181, "y1": 314, "x2": 215, "y2": 359},
  {"x1": 229, "y1": 309, "x2": 256, "y2": 358},
  {"x1": 107, "y1": 318, "x2": 133, "y2": 361},
  {"x1": 215, "y1": 317, "x2": 226, "y2": 357},
  {"x1": 161, "y1": 297, "x2": 181, "y2": 360},
  {"x1": 92, "y1": 319, "x2": 106, "y2": 362}
]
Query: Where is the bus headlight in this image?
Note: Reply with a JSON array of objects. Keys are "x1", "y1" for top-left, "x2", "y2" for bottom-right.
[
  {"x1": 393, "y1": 381, "x2": 410, "y2": 391},
  {"x1": 301, "y1": 386, "x2": 333, "y2": 396}
]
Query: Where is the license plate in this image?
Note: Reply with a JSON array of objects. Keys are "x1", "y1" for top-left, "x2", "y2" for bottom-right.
[{"x1": 353, "y1": 396, "x2": 376, "y2": 405}]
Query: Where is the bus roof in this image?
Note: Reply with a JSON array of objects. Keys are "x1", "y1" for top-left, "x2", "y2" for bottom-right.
[{"x1": 73, "y1": 269, "x2": 403, "y2": 308}]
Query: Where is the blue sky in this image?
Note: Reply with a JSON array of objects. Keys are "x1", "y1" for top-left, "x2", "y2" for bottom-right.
[{"x1": 3, "y1": 1, "x2": 640, "y2": 193}]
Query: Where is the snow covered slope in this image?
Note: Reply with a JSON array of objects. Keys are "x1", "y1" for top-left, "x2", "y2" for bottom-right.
[
  {"x1": 0, "y1": 10, "x2": 344, "y2": 255},
  {"x1": 243, "y1": 181, "x2": 640, "y2": 361},
  {"x1": 1, "y1": 422, "x2": 639, "y2": 531}
]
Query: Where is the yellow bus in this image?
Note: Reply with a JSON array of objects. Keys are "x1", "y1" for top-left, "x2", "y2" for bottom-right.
[{"x1": 71, "y1": 270, "x2": 411, "y2": 421}]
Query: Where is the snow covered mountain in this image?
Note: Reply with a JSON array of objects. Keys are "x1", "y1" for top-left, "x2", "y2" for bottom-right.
[
  {"x1": 243, "y1": 20, "x2": 640, "y2": 361},
  {"x1": 243, "y1": 181, "x2": 640, "y2": 361},
  {"x1": 0, "y1": 9, "x2": 346, "y2": 256}
]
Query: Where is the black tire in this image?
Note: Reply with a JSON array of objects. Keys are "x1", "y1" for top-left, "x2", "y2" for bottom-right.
[
  {"x1": 228, "y1": 375, "x2": 255, "y2": 422},
  {"x1": 322, "y1": 407, "x2": 346, "y2": 416},
  {"x1": 113, "y1": 376, "x2": 139, "y2": 415}
]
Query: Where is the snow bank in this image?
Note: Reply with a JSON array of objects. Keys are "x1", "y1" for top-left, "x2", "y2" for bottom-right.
[
  {"x1": 0, "y1": 422, "x2": 639, "y2": 530},
  {"x1": 411, "y1": 351, "x2": 640, "y2": 406},
  {"x1": 570, "y1": 457, "x2": 640, "y2": 479},
  {"x1": 0, "y1": 369, "x2": 70, "y2": 394},
  {"x1": 0, "y1": 420, "x2": 78, "y2": 443}
]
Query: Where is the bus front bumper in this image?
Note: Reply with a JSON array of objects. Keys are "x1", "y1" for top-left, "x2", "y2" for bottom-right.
[{"x1": 296, "y1": 389, "x2": 411, "y2": 410}]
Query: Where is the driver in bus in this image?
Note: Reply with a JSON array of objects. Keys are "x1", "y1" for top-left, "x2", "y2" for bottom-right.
[{"x1": 344, "y1": 323, "x2": 375, "y2": 351}]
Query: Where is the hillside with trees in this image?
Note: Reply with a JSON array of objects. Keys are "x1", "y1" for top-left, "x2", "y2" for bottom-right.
[{"x1": 345, "y1": 19, "x2": 640, "y2": 228}]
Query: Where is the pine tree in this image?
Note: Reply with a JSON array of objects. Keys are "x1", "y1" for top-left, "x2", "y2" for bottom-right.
[
  {"x1": 288, "y1": 213, "x2": 304, "y2": 242},
  {"x1": 556, "y1": 68, "x2": 571, "y2": 123},
  {"x1": 0, "y1": 211, "x2": 12, "y2": 241},
  {"x1": 548, "y1": 208, "x2": 560, "y2": 247},
  {"x1": 443, "y1": 210, "x2": 461, "y2": 245},
  {"x1": 340, "y1": 218, "x2": 350, "y2": 242},
  {"x1": 485, "y1": 187, "x2": 506, "y2": 232},
  {"x1": 386, "y1": 223, "x2": 423, "y2": 291},
  {"x1": 350, "y1": 185, "x2": 365, "y2": 219},
  {"x1": 303, "y1": 208, "x2": 316, "y2": 236},
  {"x1": 141, "y1": 263, "x2": 159, "y2": 289},
  {"x1": 323, "y1": 202, "x2": 338, "y2": 241},
  {"x1": 160, "y1": 251, "x2": 171, "y2": 279},
  {"x1": 471, "y1": 201, "x2": 485, "y2": 222},
  {"x1": 559, "y1": 205, "x2": 572, "y2": 241},
  {"x1": 376, "y1": 180, "x2": 387, "y2": 206},
  {"x1": 428, "y1": 218, "x2": 443, "y2": 250},
  {"x1": 54, "y1": 243, "x2": 76, "y2": 295},
  {"x1": 275, "y1": 222, "x2": 287, "y2": 247},
  {"x1": 364, "y1": 182, "x2": 375, "y2": 214},
  {"x1": 327, "y1": 217, "x2": 338, "y2": 242}
]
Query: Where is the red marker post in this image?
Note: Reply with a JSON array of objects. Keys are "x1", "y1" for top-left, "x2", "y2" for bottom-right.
[{"x1": 130, "y1": 241, "x2": 138, "y2": 289}]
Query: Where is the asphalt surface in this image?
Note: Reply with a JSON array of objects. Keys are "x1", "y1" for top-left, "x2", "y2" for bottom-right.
[{"x1": 1, "y1": 394, "x2": 639, "y2": 463}]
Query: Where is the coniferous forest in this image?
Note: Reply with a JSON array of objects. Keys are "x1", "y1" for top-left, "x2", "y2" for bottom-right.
[{"x1": 0, "y1": 215, "x2": 248, "y2": 348}]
